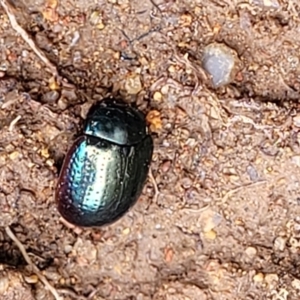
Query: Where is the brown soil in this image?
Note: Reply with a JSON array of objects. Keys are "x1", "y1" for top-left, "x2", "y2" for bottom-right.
[{"x1": 1, "y1": 0, "x2": 300, "y2": 299}]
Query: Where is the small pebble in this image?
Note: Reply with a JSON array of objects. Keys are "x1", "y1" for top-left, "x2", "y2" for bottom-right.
[
  {"x1": 61, "y1": 89, "x2": 77, "y2": 102},
  {"x1": 204, "y1": 229, "x2": 217, "y2": 240},
  {"x1": 124, "y1": 74, "x2": 142, "y2": 94},
  {"x1": 72, "y1": 50, "x2": 82, "y2": 63},
  {"x1": 179, "y1": 13, "x2": 192, "y2": 26},
  {"x1": 0, "y1": 277, "x2": 9, "y2": 294},
  {"x1": 253, "y1": 272, "x2": 264, "y2": 283},
  {"x1": 155, "y1": 223, "x2": 162, "y2": 230},
  {"x1": 9, "y1": 151, "x2": 19, "y2": 160},
  {"x1": 202, "y1": 43, "x2": 237, "y2": 88},
  {"x1": 292, "y1": 278, "x2": 300, "y2": 290},
  {"x1": 253, "y1": 0, "x2": 280, "y2": 9},
  {"x1": 153, "y1": 91, "x2": 163, "y2": 102},
  {"x1": 137, "y1": 293, "x2": 145, "y2": 300},
  {"x1": 245, "y1": 246, "x2": 257, "y2": 258},
  {"x1": 90, "y1": 11, "x2": 102, "y2": 25},
  {"x1": 273, "y1": 236, "x2": 286, "y2": 251},
  {"x1": 48, "y1": 76, "x2": 60, "y2": 90},
  {"x1": 57, "y1": 97, "x2": 69, "y2": 110},
  {"x1": 246, "y1": 164, "x2": 259, "y2": 181},
  {"x1": 40, "y1": 148, "x2": 50, "y2": 158},
  {"x1": 0, "y1": 60, "x2": 9, "y2": 71},
  {"x1": 181, "y1": 177, "x2": 193, "y2": 189},
  {"x1": 264, "y1": 273, "x2": 278, "y2": 288},
  {"x1": 146, "y1": 110, "x2": 162, "y2": 132},
  {"x1": 70, "y1": 31, "x2": 80, "y2": 47},
  {"x1": 168, "y1": 65, "x2": 176, "y2": 73},
  {"x1": 123, "y1": 227, "x2": 130, "y2": 235},
  {"x1": 41, "y1": 90, "x2": 60, "y2": 104},
  {"x1": 64, "y1": 244, "x2": 73, "y2": 254},
  {"x1": 24, "y1": 275, "x2": 39, "y2": 284},
  {"x1": 293, "y1": 114, "x2": 300, "y2": 128},
  {"x1": 291, "y1": 155, "x2": 300, "y2": 167},
  {"x1": 160, "y1": 160, "x2": 171, "y2": 173},
  {"x1": 161, "y1": 85, "x2": 169, "y2": 94},
  {"x1": 200, "y1": 209, "x2": 222, "y2": 232}
]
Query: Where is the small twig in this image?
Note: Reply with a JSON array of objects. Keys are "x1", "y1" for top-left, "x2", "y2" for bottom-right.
[
  {"x1": 0, "y1": 0, "x2": 58, "y2": 77},
  {"x1": 5, "y1": 226, "x2": 62, "y2": 300}
]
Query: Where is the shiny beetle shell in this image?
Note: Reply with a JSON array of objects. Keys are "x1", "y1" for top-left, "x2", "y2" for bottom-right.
[{"x1": 55, "y1": 99, "x2": 153, "y2": 227}]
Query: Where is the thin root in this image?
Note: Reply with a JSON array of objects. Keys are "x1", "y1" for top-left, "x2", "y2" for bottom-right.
[
  {"x1": 0, "y1": 0, "x2": 59, "y2": 77},
  {"x1": 5, "y1": 226, "x2": 62, "y2": 300},
  {"x1": 220, "y1": 180, "x2": 267, "y2": 203},
  {"x1": 9, "y1": 115, "x2": 21, "y2": 131}
]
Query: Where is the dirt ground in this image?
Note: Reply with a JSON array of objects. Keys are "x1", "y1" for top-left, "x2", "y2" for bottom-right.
[{"x1": 1, "y1": 0, "x2": 300, "y2": 299}]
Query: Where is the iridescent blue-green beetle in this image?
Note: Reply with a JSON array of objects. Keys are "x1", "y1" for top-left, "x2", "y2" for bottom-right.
[{"x1": 56, "y1": 98, "x2": 153, "y2": 227}]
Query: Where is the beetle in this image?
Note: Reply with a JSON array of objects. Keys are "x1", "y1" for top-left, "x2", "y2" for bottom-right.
[{"x1": 55, "y1": 98, "x2": 153, "y2": 227}]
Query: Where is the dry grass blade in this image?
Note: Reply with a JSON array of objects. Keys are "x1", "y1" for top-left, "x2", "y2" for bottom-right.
[
  {"x1": 5, "y1": 226, "x2": 62, "y2": 300},
  {"x1": 0, "y1": 0, "x2": 58, "y2": 77},
  {"x1": 148, "y1": 168, "x2": 159, "y2": 206}
]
